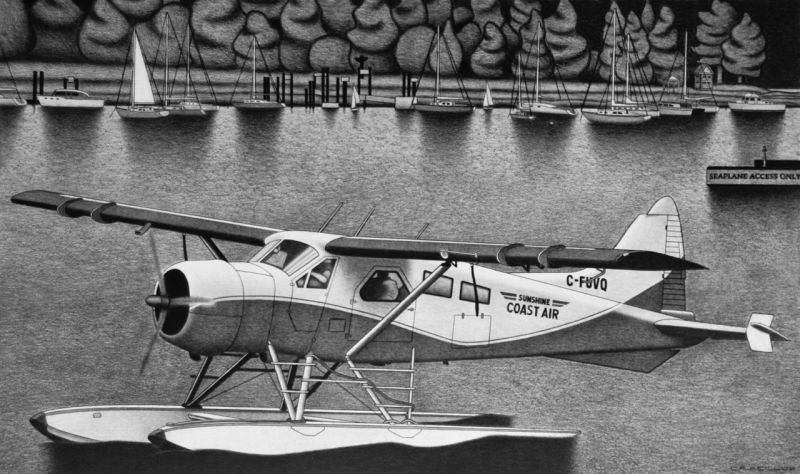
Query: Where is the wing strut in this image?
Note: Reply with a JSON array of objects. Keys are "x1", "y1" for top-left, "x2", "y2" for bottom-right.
[
  {"x1": 344, "y1": 260, "x2": 452, "y2": 422},
  {"x1": 346, "y1": 260, "x2": 453, "y2": 360}
]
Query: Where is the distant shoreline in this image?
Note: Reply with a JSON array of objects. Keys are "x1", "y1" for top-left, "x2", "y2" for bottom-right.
[{"x1": 3, "y1": 61, "x2": 800, "y2": 107}]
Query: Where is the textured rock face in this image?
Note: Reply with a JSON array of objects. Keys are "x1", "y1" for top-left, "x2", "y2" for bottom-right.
[
  {"x1": 470, "y1": 22, "x2": 506, "y2": 78},
  {"x1": 233, "y1": 11, "x2": 282, "y2": 71},
  {"x1": 309, "y1": 36, "x2": 351, "y2": 72},
  {"x1": 347, "y1": 0, "x2": 400, "y2": 53},
  {"x1": 0, "y1": 0, "x2": 33, "y2": 58},
  {"x1": 78, "y1": 0, "x2": 132, "y2": 63},
  {"x1": 32, "y1": 0, "x2": 85, "y2": 60},
  {"x1": 317, "y1": 0, "x2": 356, "y2": 36},
  {"x1": 191, "y1": 0, "x2": 246, "y2": 68},
  {"x1": 395, "y1": 25, "x2": 435, "y2": 73},
  {"x1": 2, "y1": 0, "x2": 780, "y2": 84}
]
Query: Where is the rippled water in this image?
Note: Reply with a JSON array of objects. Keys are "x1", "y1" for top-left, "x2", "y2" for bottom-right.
[{"x1": 1, "y1": 106, "x2": 799, "y2": 473}]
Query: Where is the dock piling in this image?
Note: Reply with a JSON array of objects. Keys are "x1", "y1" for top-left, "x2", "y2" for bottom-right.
[
  {"x1": 31, "y1": 71, "x2": 37, "y2": 102},
  {"x1": 38, "y1": 71, "x2": 44, "y2": 95}
]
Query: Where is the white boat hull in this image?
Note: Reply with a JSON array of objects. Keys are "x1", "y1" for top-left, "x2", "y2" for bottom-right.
[
  {"x1": 415, "y1": 103, "x2": 474, "y2": 114},
  {"x1": 38, "y1": 96, "x2": 105, "y2": 109},
  {"x1": 694, "y1": 105, "x2": 719, "y2": 113},
  {"x1": 149, "y1": 420, "x2": 578, "y2": 455},
  {"x1": 529, "y1": 103, "x2": 576, "y2": 117},
  {"x1": 117, "y1": 106, "x2": 169, "y2": 118},
  {"x1": 510, "y1": 108, "x2": 536, "y2": 120},
  {"x1": 233, "y1": 100, "x2": 284, "y2": 110},
  {"x1": 582, "y1": 109, "x2": 652, "y2": 124},
  {"x1": 0, "y1": 97, "x2": 27, "y2": 107},
  {"x1": 394, "y1": 96, "x2": 415, "y2": 110},
  {"x1": 729, "y1": 102, "x2": 786, "y2": 113},
  {"x1": 658, "y1": 106, "x2": 693, "y2": 117},
  {"x1": 30, "y1": 405, "x2": 507, "y2": 444}
]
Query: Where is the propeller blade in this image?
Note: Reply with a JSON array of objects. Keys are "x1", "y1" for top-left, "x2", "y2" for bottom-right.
[
  {"x1": 139, "y1": 331, "x2": 159, "y2": 375},
  {"x1": 141, "y1": 231, "x2": 167, "y2": 375}
]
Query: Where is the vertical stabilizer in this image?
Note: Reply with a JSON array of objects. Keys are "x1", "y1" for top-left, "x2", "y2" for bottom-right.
[{"x1": 615, "y1": 197, "x2": 687, "y2": 312}]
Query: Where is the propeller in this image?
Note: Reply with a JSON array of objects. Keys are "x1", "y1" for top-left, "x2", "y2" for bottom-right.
[
  {"x1": 139, "y1": 231, "x2": 209, "y2": 375},
  {"x1": 139, "y1": 231, "x2": 168, "y2": 375}
]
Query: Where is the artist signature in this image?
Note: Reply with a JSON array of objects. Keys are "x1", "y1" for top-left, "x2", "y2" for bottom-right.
[{"x1": 730, "y1": 466, "x2": 796, "y2": 472}]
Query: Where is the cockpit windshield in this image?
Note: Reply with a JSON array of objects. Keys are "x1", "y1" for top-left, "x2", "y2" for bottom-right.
[{"x1": 259, "y1": 240, "x2": 319, "y2": 274}]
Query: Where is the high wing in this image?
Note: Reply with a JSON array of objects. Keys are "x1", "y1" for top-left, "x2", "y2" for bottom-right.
[
  {"x1": 326, "y1": 237, "x2": 706, "y2": 271},
  {"x1": 11, "y1": 190, "x2": 279, "y2": 246},
  {"x1": 12, "y1": 190, "x2": 705, "y2": 271}
]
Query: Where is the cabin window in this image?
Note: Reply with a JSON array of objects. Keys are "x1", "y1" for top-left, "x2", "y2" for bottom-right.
[
  {"x1": 260, "y1": 240, "x2": 319, "y2": 274},
  {"x1": 295, "y1": 276, "x2": 306, "y2": 288},
  {"x1": 422, "y1": 271, "x2": 453, "y2": 298},
  {"x1": 459, "y1": 282, "x2": 490, "y2": 304},
  {"x1": 359, "y1": 270, "x2": 409, "y2": 302},
  {"x1": 306, "y1": 258, "x2": 336, "y2": 289}
]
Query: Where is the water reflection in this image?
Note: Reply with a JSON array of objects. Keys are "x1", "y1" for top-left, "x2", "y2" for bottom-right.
[{"x1": 44, "y1": 436, "x2": 576, "y2": 474}]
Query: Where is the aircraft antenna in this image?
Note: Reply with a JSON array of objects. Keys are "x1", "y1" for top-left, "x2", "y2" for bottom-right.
[
  {"x1": 318, "y1": 201, "x2": 344, "y2": 232},
  {"x1": 353, "y1": 206, "x2": 375, "y2": 237}
]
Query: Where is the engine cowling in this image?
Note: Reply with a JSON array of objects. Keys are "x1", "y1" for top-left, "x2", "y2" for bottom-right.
[{"x1": 149, "y1": 260, "x2": 275, "y2": 355}]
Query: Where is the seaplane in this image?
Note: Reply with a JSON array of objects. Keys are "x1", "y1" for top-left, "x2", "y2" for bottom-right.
[{"x1": 12, "y1": 190, "x2": 786, "y2": 456}]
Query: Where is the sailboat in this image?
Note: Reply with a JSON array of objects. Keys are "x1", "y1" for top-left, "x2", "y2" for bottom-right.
[
  {"x1": 482, "y1": 82, "x2": 493, "y2": 110},
  {"x1": 117, "y1": 29, "x2": 169, "y2": 119},
  {"x1": 658, "y1": 31, "x2": 695, "y2": 117},
  {"x1": 165, "y1": 26, "x2": 219, "y2": 116},
  {"x1": 414, "y1": 24, "x2": 474, "y2": 114},
  {"x1": 510, "y1": 53, "x2": 535, "y2": 120},
  {"x1": 582, "y1": 24, "x2": 652, "y2": 125},
  {"x1": 232, "y1": 37, "x2": 284, "y2": 110},
  {"x1": 350, "y1": 84, "x2": 360, "y2": 112},
  {"x1": 0, "y1": 46, "x2": 25, "y2": 107},
  {"x1": 527, "y1": 22, "x2": 576, "y2": 117}
]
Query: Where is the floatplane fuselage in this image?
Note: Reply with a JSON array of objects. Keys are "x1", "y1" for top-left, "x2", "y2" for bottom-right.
[{"x1": 12, "y1": 190, "x2": 786, "y2": 456}]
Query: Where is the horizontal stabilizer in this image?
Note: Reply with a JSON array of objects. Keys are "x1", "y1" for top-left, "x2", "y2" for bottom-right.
[
  {"x1": 549, "y1": 350, "x2": 679, "y2": 373},
  {"x1": 655, "y1": 314, "x2": 788, "y2": 353},
  {"x1": 326, "y1": 237, "x2": 706, "y2": 271},
  {"x1": 11, "y1": 190, "x2": 279, "y2": 246}
]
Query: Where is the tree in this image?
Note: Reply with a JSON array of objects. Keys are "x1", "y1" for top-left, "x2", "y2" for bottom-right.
[
  {"x1": 544, "y1": 0, "x2": 589, "y2": 80},
  {"x1": 693, "y1": 0, "x2": 737, "y2": 83},
  {"x1": 470, "y1": 22, "x2": 507, "y2": 78},
  {"x1": 516, "y1": 7, "x2": 551, "y2": 79},
  {"x1": 640, "y1": 0, "x2": 655, "y2": 33},
  {"x1": 648, "y1": 6, "x2": 683, "y2": 86},
  {"x1": 722, "y1": 13, "x2": 766, "y2": 83},
  {"x1": 619, "y1": 10, "x2": 653, "y2": 84},
  {"x1": 596, "y1": 1, "x2": 624, "y2": 82}
]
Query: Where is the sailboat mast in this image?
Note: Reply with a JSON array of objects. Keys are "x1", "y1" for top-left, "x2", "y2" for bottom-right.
[
  {"x1": 131, "y1": 31, "x2": 136, "y2": 106},
  {"x1": 435, "y1": 24, "x2": 441, "y2": 100},
  {"x1": 517, "y1": 53, "x2": 522, "y2": 106},
  {"x1": 251, "y1": 37, "x2": 256, "y2": 100},
  {"x1": 184, "y1": 26, "x2": 190, "y2": 98},
  {"x1": 624, "y1": 34, "x2": 630, "y2": 103},
  {"x1": 535, "y1": 22, "x2": 541, "y2": 104},
  {"x1": 682, "y1": 30, "x2": 688, "y2": 99},
  {"x1": 164, "y1": 25, "x2": 168, "y2": 106},
  {"x1": 611, "y1": 19, "x2": 616, "y2": 106}
]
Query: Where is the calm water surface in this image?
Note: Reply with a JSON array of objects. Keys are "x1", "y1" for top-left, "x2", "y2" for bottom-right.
[{"x1": 1, "y1": 106, "x2": 799, "y2": 473}]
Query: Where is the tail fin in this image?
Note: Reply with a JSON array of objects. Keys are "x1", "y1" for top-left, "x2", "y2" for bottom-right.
[{"x1": 615, "y1": 197, "x2": 687, "y2": 313}]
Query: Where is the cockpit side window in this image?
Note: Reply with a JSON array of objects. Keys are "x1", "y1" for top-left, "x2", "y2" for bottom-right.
[
  {"x1": 260, "y1": 240, "x2": 319, "y2": 274},
  {"x1": 306, "y1": 258, "x2": 336, "y2": 289},
  {"x1": 359, "y1": 270, "x2": 409, "y2": 302}
]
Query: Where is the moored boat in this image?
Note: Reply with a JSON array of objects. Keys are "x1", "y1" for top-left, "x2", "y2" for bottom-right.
[
  {"x1": 0, "y1": 87, "x2": 26, "y2": 107},
  {"x1": 728, "y1": 93, "x2": 785, "y2": 113},
  {"x1": 116, "y1": 29, "x2": 168, "y2": 119},
  {"x1": 38, "y1": 89, "x2": 104, "y2": 109},
  {"x1": 415, "y1": 25, "x2": 474, "y2": 115},
  {"x1": 582, "y1": 23, "x2": 654, "y2": 125},
  {"x1": 232, "y1": 37, "x2": 285, "y2": 111}
]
